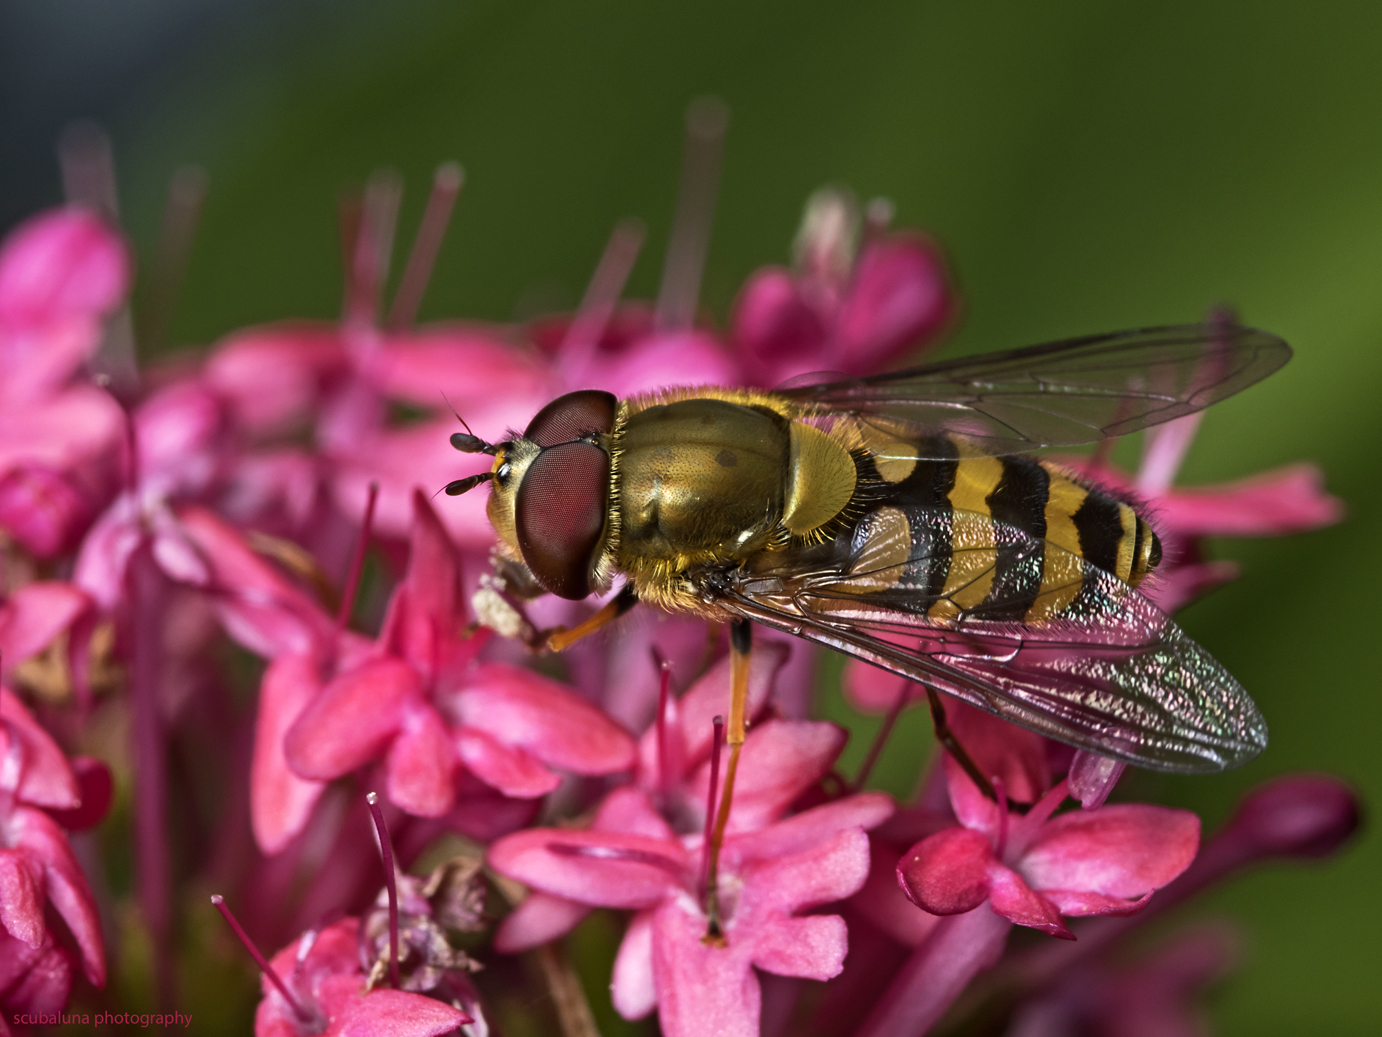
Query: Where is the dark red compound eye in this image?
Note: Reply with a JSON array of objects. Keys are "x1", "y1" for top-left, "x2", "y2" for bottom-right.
[
  {"x1": 515, "y1": 440, "x2": 611, "y2": 599},
  {"x1": 523, "y1": 390, "x2": 617, "y2": 447}
]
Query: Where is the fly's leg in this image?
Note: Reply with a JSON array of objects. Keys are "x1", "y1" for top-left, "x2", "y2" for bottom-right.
[
  {"x1": 702, "y1": 618, "x2": 751, "y2": 945},
  {"x1": 545, "y1": 584, "x2": 640, "y2": 652},
  {"x1": 924, "y1": 685, "x2": 998, "y2": 802}
]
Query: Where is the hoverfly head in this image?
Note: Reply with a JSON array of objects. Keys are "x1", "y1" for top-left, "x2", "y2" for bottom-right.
[{"x1": 483, "y1": 390, "x2": 618, "y2": 600}]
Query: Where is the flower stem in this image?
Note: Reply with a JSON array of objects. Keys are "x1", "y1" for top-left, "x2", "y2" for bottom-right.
[
  {"x1": 336, "y1": 482, "x2": 379, "y2": 630},
  {"x1": 852, "y1": 908, "x2": 1010, "y2": 1037},
  {"x1": 365, "y1": 792, "x2": 401, "y2": 990},
  {"x1": 132, "y1": 546, "x2": 174, "y2": 1009}
]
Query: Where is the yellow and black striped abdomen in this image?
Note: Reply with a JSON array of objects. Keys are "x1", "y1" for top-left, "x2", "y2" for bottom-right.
[{"x1": 845, "y1": 435, "x2": 1161, "y2": 625}]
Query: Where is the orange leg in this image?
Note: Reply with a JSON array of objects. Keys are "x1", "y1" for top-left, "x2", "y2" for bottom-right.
[
  {"x1": 702, "y1": 619, "x2": 751, "y2": 944},
  {"x1": 545, "y1": 586, "x2": 639, "y2": 653}
]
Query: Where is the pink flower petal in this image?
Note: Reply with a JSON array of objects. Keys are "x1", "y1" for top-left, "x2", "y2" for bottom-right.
[
  {"x1": 0, "y1": 208, "x2": 128, "y2": 327},
  {"x1": 743, "y1": 828, "x2": 872, "y2": 915},
  {"x1": 985, "y1": 862, "x2": 1071, "y2": 938},
  {"x1": 134, "y1": 380, "x2": 224, "y2": 494},
  {"x1": 43, "y1": 756, "x2": 113, "y2": 832},
  {"x1": 370, "y1": 327, "x2": 554, "y2": 409},
  {"x1": 1067, "y1": 750, "x2": 1126, "y2": 810},
  {"x1": 0, "y1": 688, "x2": 80, "y2": 809},
  {"x1": 386, "y1": 705, "x2": 456, "y2": 817},
  {"x1": 1018, "y1": 805, "x2": 1199, "y2": 899},
  {"x1": 947, "y1": 702, "x2": 1051, "y2": 805},
  {"x1": 841, "y1": 659, "x2": 919, "y2": 713},
  {"x1": 454, "y1": 662, "x2": 635, "y2": 775},
  {"x1": 493, "y1": 892, "x2": 592, "y2": 954},
  {"x1": 731, "y1": 267, "x2": 828, "y2": 375},
  {"x1": 0, "y1": 465, "x2": 92, "y2": 559},
  {"x1": 0, "y1": 849, "x2": 44, "y2": 947},
  {"x1": 1157, "y1": 463, "x2": 1344, "y2": 537},
  {"x1": 177, "y1": 505, "x2": 336, "y2": 658},
  {"x1": 380, "y1": 490, "x2": 477, "y2": 682},
  {"x1": 205, "y1": 323, "x2": 347, "y2": 436},
  {"x1": 897, "y1": 827, "x2": 994, "y2": 916},
  {"x1": 284, "y1": 657, "x2": 419, "y2": 780},
  {"x1": 454, "y1": 727, "x2": 560, "y2": 799},
  {"x1": 833, "y1": 234, "x2": 952, "y2": 371},
  {"x1": 593, "y1": 786, "x2": 677, "y2": 842},
  {"x1": 488, "y1": 828, "x2": 688, "y2": 909},
  {"x1": 251, "y1": 654, "x2": 328, "y2": 854},
  {"x1": 1142, "y1": 559, "x2": 1240, "y2": 614},
  {"x1": 0, "y1": 931, "x2": 73, "y2": 1015},
  {"x1": 338, "y1": 988, "x2": 471, "y2": 1037},
  {"x1": 652, "y1": 898, "x2": 760, "y2": 1037},
  {"x1": 944, "y1": 755, "x2": 1002, "y2": 837},
  {"x1": 735, "y1": 792, "x2": 895, "y2": 863},
  {"x1": 750, "y1": 914, "x2": 849, "y2": 980},
  {"x1": 674, "y1": 640, "x2": 788, "y2": 766},
  {"x1": 9, "y1": 806, "x2": 105, "y2": 984},
  {"x1": 690, "y1": 719, "x2": 845, "y2": 833},
  {"x1": 611, "y1": 908, "x2": 657, "y2": 1020},
  {"x1": 1041, "y1": 887, "x2": 1153, "y2": 918},
  {"x1": 0, "y1": 582, "x2": 90, "y2": 676},
  {"x1": 0, "y1": 385, "x2": 125, "y2": 476},
  {"x1": 577, "y1": 329, "x2": 741, "y2": 399}
]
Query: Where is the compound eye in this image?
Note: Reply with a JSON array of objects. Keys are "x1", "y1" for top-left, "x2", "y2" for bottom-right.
[
  {"x1": 515, "y1": 440, "x2": 610, "y2": 599},
  {"x1": 523, "y1": 390, "x2": 617, "y2": 447}
]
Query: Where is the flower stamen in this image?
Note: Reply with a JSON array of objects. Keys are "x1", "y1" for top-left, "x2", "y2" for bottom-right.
[
  {"x1": 365, "y1": 791, "x2": 402, "y2": 990},
  {"x1": 656, "y1": 96, "x2": 728, "y2": 331},
  {"x1": 211, "y1": 894, "x2": 325, "y2": 1034},
  {"x1": 388, "y1": 162, "x2": 464, "y2": 330},
  {"x1": 562, "y1": 218, "x2": 645, "y2": 373}
]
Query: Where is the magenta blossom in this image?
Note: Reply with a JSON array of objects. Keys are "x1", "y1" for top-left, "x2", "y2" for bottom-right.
[
  {"x1": 0, "y1": 689, "x2": 105, "y2": 1012},
  {"x1": 0, "y1": 207, "x2": 130, "y2": 560},
  {"x1": 898, "y1": 754, "x2": 1198, "y2": 940},
  {"x1": 492, "y1": 751, "x2": 892, "y2": 1037},
  {"x1": 254, "y1": 917, "x2": 469, "y2": 1037},
  {"x1": 731, "y1": 188, "x2": 954, "y2": 386},
  {"x1": 275, "y1": 491, "x2": 634, "y2": 836}
]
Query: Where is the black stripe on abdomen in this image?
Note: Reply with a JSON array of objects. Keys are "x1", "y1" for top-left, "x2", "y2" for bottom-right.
[
  {"x1": 1072, "y1": 488, "x2": 1126, "y2": 575},
  {"x1": 869, "y1": 435, "x2": 958, "y2": 607},
  {"x1": 979, "y1": 456, "x2": 1049, "y2": 619}
]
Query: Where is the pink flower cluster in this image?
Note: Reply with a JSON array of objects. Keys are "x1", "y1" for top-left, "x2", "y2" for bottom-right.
[{"x1": 0, "y1": 159, "x2": 1355, "y2": 1037}]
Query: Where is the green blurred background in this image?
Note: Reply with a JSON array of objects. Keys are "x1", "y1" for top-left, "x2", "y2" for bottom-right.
[{"x1": 4, "y1": 0, "x2": 1379, "y2": 1032}]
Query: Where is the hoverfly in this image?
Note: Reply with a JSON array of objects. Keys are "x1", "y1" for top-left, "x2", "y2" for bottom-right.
[{"x1": 447, "y1": 323, "x2": 1287, "y2": 779}]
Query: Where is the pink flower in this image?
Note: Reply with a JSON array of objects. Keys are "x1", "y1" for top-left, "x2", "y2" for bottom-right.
[
  {"x1": 897, "y1": 755, "x2": 1199, "y2": 940},
  {"x1": 0, "y1": 208, "x2": 130, "y2": 559},
  {"x1": 491, "y1": 786, "x2": 891, "y2": 1037},
  {"x1": 493, "y1": 643, "x2": 801, "y2": 952},
  {"x1": 265, "y1": 491, "x2": 633, "y2": 845},
  {"x1": 731, "y1": 188, "x2": 954, "y2": 385},
  {"x1": 254, "y1": 918, "x2": 469, "y2": 1037},
  {"x1": 0, "y1": 690, "x2": 105, "y2": 1005}
]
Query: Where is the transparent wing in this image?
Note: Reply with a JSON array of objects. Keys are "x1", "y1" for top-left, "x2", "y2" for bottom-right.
[
  {"x1": 712, "y1": 507, "x2": 1268, "y2": 773},
  {"x1": 779, "y1": 323, "x2": 1290, "y2": 458}
]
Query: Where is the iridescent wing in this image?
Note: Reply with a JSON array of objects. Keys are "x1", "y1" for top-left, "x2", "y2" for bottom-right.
[
  {"x1": 778, "y1": 323, "x2": 1290, "y2": 458},
  {"x1": 709, "y1": 506, "x2": 1268, "y2": 773}
]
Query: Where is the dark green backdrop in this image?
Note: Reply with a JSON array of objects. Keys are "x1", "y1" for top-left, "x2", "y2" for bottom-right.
[{"x1": 6, "y1": 1, "x2": 1378, "y2": 1032}]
